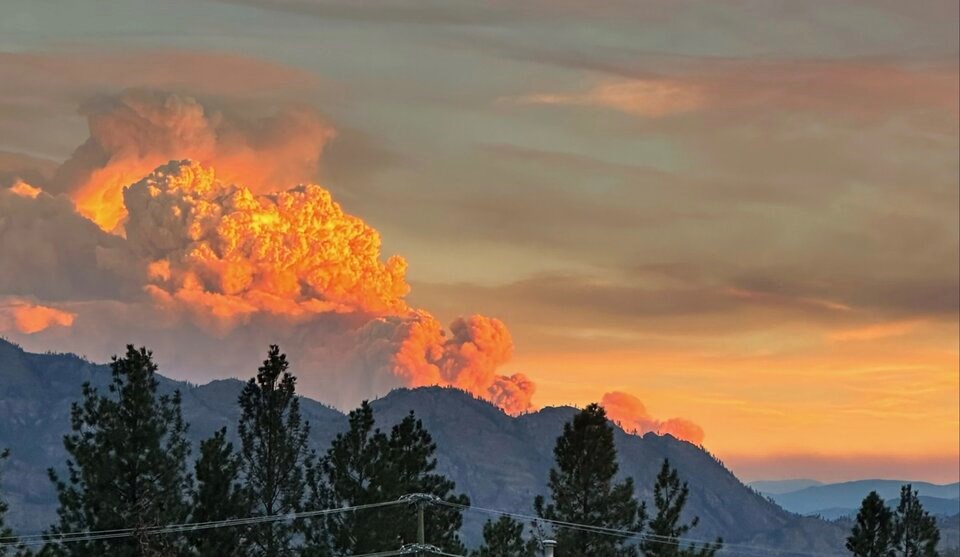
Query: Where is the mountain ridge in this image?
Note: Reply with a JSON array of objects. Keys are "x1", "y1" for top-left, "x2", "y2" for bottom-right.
[{"x1": 763, "y1": 479, "x2": 960, "y2": 518}]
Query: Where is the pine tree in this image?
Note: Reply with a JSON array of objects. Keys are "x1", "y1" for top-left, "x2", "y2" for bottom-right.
[
  {"x1": 846, "y1": 491, "x2": 895, "y2": 557},
  {"x1": 1, "y1": 448, "x2": 16, "y2": 556},
  {"x1": 471, "y1": 516, "x2": 537, "y2": 557},
  {"x1": 380, "y1": 412, "x2": 469, "y2": 553},
  {"x1": 314, "y1": 401, "x2": 385, "y2": 555},
  {"x1": 46, "y1": 345, "x2": 192, "y2": 557},
  {"x1": 189, "y1": 427, "x2": 249, "y2": 557},
  {"x1": 534, "y1": 403, "x2": 645, "y2": 557},
  {"x1": 237, "y1": 345, "x2": 313, "y2": 557},
  {"x1": 642, "y1": 460, "x2": 721, "y2": 557},
  {"x1": 894, "y1": 485, "x2": 940, "y2": 557},
  {"x1": 318, "y1": 402, "x2": 469, "y2": 555}
]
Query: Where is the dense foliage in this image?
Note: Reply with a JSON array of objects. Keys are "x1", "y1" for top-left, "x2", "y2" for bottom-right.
[
  {"x1": 317, "y1": 401, "x2": 469, "y2": 555},
  {"x1": 472, "y1": 516, "x2": 538, "y2": 557},
  {"x1": 190, "y1": 427, "x2": 248, "y2": 557}
]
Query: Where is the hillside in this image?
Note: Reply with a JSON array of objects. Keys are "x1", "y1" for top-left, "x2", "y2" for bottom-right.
[{"x1": 0, "y1": 339, "x2": 851, "y2": 554}]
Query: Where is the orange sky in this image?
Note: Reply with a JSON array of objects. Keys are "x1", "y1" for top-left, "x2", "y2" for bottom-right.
[{"x1": 0, "y1": 0, "x2": 958, "y2": 482}]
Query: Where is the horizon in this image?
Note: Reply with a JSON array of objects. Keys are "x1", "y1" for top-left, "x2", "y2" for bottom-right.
[{"x1": 1, "y1": 0, "x2": 958, "y2": 488}]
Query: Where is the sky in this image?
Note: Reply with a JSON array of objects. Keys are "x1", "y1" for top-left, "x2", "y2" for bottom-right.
[{"x1": 0, "y1": 0, "x2": 957, "y2": 483}]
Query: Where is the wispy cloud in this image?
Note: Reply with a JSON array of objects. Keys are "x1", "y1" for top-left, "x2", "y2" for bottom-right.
[{"x1": 512, "y1": 79, "x2": 706, "y2": 118}]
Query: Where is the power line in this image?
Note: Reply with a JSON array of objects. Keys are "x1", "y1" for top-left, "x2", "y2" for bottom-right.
[
  {"x1": 0, "y1": 500, "x2": 402, "y2": 549},
  {"x1": 1, "y1": 494, "x2": 847, "y2": 557},
  {"x1": 438, "y1": 500, "x2": 847, "y2": 557}
]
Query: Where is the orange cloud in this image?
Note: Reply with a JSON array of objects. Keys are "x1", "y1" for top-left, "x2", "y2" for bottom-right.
[
  {"x1": 28, "y1": 155, "x2": 537, "y2": 414},
  {"x1": 401, "y1": 313, "x2": 534, "y2": 414},
  {"x1": 601, "y1": 390, "x2": 705, "y2": 444},
  {"x1": 0, "y1": 299, "x2": 75, "y2": 334},
  {"x1": 0, "y1": 83, "x2": 539, "y2": 414},
  {"x1": 348, "y1": 311, "x2": 535, "y2": 415},
  {"x1": 51, "y1": 90, "x2": 335, "y2": 231},
  {"x1": 8, "y1": 180, "x2": 42, "y2": 199},
  {"x1": 658, "y1": 418, "x2": 705, "y2": 445},
  {"x1": 124, "y1": 161, "x2": 409, "y2": 330}
]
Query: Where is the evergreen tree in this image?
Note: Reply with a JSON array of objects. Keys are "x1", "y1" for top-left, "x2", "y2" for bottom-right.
[
  {"x1": 471, "y1": 516, "x2": 537, "y2": 557},
  {"x1": 190, "y1": 427, "x2": 248, "y2": 557},
  {"x1": 313, "y1": 401, "x2": 384, "y2": 555},
  {"x1": 1, "y1": 448, "x2": 16, "y2": 556},
  {"x1": 642, "y1": 460, "x2": 721, "y2": 557},
  {"x1": 894, "y1": 485, "x2": 940, "y2": 557},
  {"x1": 380, "y1": 412, "x2": 469, "y2": 553},
  {"x1": 45, "y1": 345, "x2": 192, "y2": 557},
  {"x1": 318, "y1": 402, "x2": 468, "y2": 555},
  {"x1": 534, "y1": 403, "x2": 645, "y2": 557},
  {"x1": 846, "y1": 491, "x2": 895, "y2": 557},
  {"x1": 237, "y1": 345, "x2": 313, "y2": 557}
]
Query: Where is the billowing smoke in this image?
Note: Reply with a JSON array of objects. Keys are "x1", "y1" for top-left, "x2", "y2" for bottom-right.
[
  {"x1": 123, "y1": 161, "x2": 409, "y2": 330},
  {"x1": 49, "y1": 90, "x2": 335, "y2": 232},
  {"x1": 116, "y1": 160, "x2": 534, "y2": 413},
  {"x1": 1, "y1": 102, "x2": 536, "y2": 416},
  {"x1": 601, "y1": 391, "x2": 704, "y2": 444},
  {"x1": 0, "y1": 298, "x2": 75, "y2": 334},
  {"x1": 349, "y1": 311, "x2": 536, "y2": 415}
]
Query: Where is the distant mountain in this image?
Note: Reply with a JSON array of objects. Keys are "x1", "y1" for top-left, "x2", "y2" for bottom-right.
[
  {"x1": 808, "y1": 496, "x2": 960, "y2": 520},
  {"x1": 749, "y1": 479, "x2": 824, "y2": 494},
  {"x1": 0, "y1": 339, "x2": 853, "y2": 554},
  {"x1": 767, "y1": 480, "x2": 960, "y2": 517}
]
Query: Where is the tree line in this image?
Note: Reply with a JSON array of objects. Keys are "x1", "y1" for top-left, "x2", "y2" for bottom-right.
[{"x1": 0, "y1": 343, "x2": 723, "y2": 556}]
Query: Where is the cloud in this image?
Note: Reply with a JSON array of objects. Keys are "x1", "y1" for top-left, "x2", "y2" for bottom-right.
[
  {"x1": 0, "y1": 152, "x2": 58, "y2": 189},
  {"x1": 0, "y1": 49, "x2": 329, "y2": 169},
  {"x1": 344, "y1": 311, "x2": 535, "y2": 414},
  {"x1": 514, "y1": 79, "x2": 706, "y2": 118},
  {"x1": 124, "y1": 160, "x2": 408, "y2": 331},
  {"x1": 8, "y1": 181, "x2": 42, "y2": 199},
  {"x1": 48, "y1": 90, "x2": 335, "y2": 231},
  {"x1": 511, "y1": 60, "x2": 957, "y2": 121},
  {"x1": 601, "y1": 390, "x2": 705, "y2": 444},
  {"x1": 0, "y1": 298, "x2": 75, "y2": 334},
  {"x1": 0, "y1": 121, "x2": 536, "y2": 414},
  {"x1": 0, "y1": 184, "x2": 139, "y2": 302}
]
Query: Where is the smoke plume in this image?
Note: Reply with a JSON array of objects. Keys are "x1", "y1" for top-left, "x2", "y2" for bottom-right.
[
  {"x1": 50, "y1": 90, "x2": 335, "y2": 232},
  {"x1": 0, "y1": 298, "x2": 75, "y2": 334},
  {"x1": 1, "y1": 94, "x2": 536, "y2": 414},
  {"x1": 601, "y1": 391, "x2": 704, "y2": 444},
  {"x1": 123, "y1": 160, "x2": 409, "y2": 330}
]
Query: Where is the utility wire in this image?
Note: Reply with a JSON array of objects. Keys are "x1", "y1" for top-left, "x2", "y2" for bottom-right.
[
  {"x1": 1, "y1": 495, "x2": 847, "y2": 557},
  {"x1": 0, "y1": 500, "x2": 402, "y2": 549},
  {"x1": 438, "y1": 500, "x2": 847, "y2": 557}
]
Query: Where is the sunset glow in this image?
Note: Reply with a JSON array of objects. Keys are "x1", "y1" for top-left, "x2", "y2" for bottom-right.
[{"x1": 0, "y1": 0, "x2": 957, "y2": 484}]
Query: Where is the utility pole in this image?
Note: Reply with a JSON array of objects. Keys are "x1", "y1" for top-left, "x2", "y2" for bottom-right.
[
  {"x1": 399, "y1": 493, "x2": 441, "y2": 557},
  {"x1": 417, "y1": 497, "x2": 425, "y2": 557}
]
